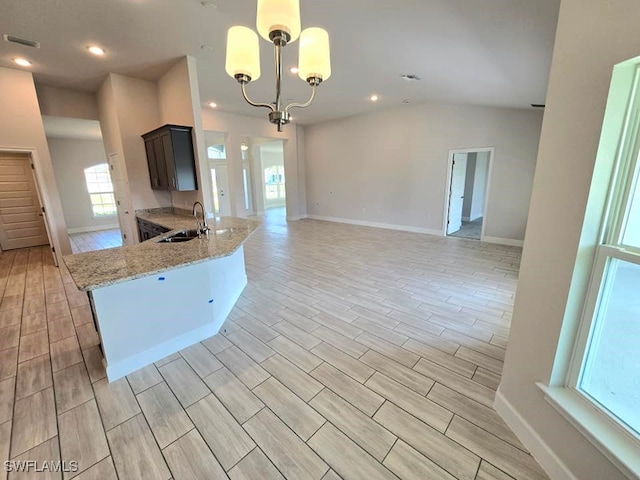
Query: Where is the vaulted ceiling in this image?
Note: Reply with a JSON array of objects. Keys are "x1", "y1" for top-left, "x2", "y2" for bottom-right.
[{"x1": 1, "y1": 0, "x2": 560, "y2": 125}]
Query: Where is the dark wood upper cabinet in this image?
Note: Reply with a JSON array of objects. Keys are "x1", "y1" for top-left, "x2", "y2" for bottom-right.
[{"x1": 142, "y1": 125, "x2": 198, "y2": 191}]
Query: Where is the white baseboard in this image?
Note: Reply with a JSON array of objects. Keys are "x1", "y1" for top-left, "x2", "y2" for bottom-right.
[
  {"x1": 67, "y1": 224, "x2": 120, "y2": 234},
  {"x1": 462, "y1": 216, "x2": 471, "y2": 222},
  {"x1": 483, "y1": 235, "x2": 524, "y2": 247},
  {"x1": 287, "y1": 214, "x2": 308, "y2": 221},
  {"x1": 494, "y1": 389, "x2": 578, "y2": 480},
  {"x1": 106, "y1": 322, "x2": 220, "y2": 381},
  {"x1": 307, "y1": 215, "x2": 442, "y2": 236}
]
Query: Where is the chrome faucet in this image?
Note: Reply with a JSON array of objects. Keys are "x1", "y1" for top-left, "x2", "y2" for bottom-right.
[{"x1": 192, "y1": 201, "x2": 209, "y2": 235}]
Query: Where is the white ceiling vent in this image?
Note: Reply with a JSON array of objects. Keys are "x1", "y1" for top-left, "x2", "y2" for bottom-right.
[
  {"x1": 400, "y1": 74, "x2": 421, "y2": 82},
  {"x1": 2, "y1": 34, "x2": 40, "y2": 49}
]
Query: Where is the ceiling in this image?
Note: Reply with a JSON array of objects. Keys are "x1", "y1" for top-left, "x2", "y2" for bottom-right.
[{"x1": 1, "y1": 0, "x2": 560, "y2": 125}]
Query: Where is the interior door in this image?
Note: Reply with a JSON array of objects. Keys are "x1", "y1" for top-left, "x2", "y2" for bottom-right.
[
  {"x1": 447, "y1": 153, "x2": 468, "y2": 234},
  {"x1": 0, "y1": 154, "x2": 50, "y2": 250},
  {"x1": 211, "y1": 165, "x2": 232, "y2": 217},
  {"x1": 108, "y1": 153, "x2": 134, "y2": 245}
]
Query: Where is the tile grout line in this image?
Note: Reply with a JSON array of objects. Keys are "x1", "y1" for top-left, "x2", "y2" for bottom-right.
[
  {"x1": 5, "y1": 250, "x2": 20, "y2": 466},
  {"x1": 124, "y1": 375, "x2": 173, "y2": 479}
]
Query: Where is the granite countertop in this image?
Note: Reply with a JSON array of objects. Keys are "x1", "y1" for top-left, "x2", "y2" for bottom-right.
[{"x1": 63, "y1": 212, "x2": 260, "y2": 292}]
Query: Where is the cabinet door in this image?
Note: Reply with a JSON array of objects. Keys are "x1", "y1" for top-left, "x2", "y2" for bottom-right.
[
  {"x1": 170, "y1": 129, "x2": 198, "y2": 191},
  {"x1": 152, "y1": 136, "x2": 170, "y2": 189},
  {"x1": 161, "y1": 133, "x2": 178, "y2": 190},
  {"x1": 144, "y1": 139, "x2": 161, "y2": 189},
  {"x1": 137, "y1": 219, "x2": 149, "y2": 242}
]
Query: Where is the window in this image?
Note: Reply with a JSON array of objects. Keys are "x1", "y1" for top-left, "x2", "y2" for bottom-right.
[
  {"x1": 578, "y1": 257, "x2": 640, "y2": 434},
  {"x1": 571, "y1": 69, "x2": 640, "y2": 438},
  {"x1": 264, "y1": 165, "x2": 285, "y2": 200},
  {"x1": 207, "y1": 144, "x2": 226, "y2": 160},
  {"x1": 243, "y1": 168, "x2": 251, "y2": 211},
  {"x1": 84, "y1": 164, "x2": 117, "y2": 217},
  {"x1": 210, "y1": 168, "x2": 220, "y2": 214},
  {"x1": 545, "y1": 59, "x2": 640, "y2": 477}
]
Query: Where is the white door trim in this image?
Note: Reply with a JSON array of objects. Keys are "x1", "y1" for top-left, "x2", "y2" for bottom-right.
[
  {"x1": 441, "y1": 147, "x2": 495, "y2": 242},
  {"x1": 0, "y1": 146, "x2": 60, "y2": 265}
]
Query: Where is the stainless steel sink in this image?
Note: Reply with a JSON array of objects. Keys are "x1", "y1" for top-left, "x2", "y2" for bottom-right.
[{"x1": 157, "y1": 229, "x2": 200, "y2": 243}]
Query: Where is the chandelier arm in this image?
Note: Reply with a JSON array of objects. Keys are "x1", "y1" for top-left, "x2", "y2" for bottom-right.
[
  {"x1": 285, "y1": 85, "x2": 318, "y2": 111},
  {"x1": 240, "y1": 83, "x2": 276, "y2": 111}
]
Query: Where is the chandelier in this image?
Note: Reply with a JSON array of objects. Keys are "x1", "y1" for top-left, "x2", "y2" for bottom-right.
[{"x1": 225, "y1": 0, "x2": 331, "y2": 132}]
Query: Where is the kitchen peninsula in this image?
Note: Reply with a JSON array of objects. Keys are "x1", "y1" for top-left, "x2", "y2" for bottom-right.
[{"x1": 63, "y1": 209, "x2": 259, "y2": 382}]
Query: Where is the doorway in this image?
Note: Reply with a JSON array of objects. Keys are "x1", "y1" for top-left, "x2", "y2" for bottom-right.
[
  {"x1": 444, "y1": 148, "x2": 493, "y2": 240},
  {"x1": 205, "y1": 131, "x2": 233, "y2": 217},
  {"x1": 44, "y1": 117, "x2": 124, "y2": 253},
  {"x1": 257, "y1": 140, "x2": 286, "y2": 214},
  {"x1": 211, "y1": 165, "x2": 232, "y2": 217},
  {"x1": 0, "y1": 152, "x2": 51, "y2": 250}
]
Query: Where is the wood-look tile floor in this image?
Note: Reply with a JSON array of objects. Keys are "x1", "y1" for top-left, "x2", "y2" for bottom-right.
[
  {"x1": 69, "y1": 229, "x2": 123, "y2": 254},
  {"x1": 0, "y1": 213, "x2": 549, "y2": 480}
]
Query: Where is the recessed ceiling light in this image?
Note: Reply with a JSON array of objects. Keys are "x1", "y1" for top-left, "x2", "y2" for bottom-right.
[
  {"x1": 208, "y1": 102, "x2": 218, "y2": 108},
  {"x1": 13, "y1": 58, "x2": 32, "y2": 67},
  {"x1": 87, "y1": 46, "x2": 105, "y2": 56},
  {"x1": 369, "y1": 94, "x2": 379, "y2": 102},
  {"x1": 289, "y1": 66, "x2": 299, "y2": 74}
]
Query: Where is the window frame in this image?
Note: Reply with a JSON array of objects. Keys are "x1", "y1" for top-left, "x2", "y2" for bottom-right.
[
  {"x1": 264, "y1": 165, "x2": 286, "y2": 201},
  {"x1": 84, "y1": 163, "x2": 117, "y2": 218},
  {"x1": 543, "y1": 58, "x2": 640, "y2": 478}
]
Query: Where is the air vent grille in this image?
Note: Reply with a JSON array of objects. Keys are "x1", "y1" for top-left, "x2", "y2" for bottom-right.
[
  {"x1": 2, "y1": 34, "x2": 40, "y2": 49},
  {"x1": 400, "y1": 74, "x2": 421, "y2": 82}
]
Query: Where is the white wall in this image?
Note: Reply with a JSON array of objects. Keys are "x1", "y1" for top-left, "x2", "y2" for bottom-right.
[
  {"x1": 157, "y1": 56, "x2": 211, "y2": 212},
  {"x1": 97, "y1": 73, "x2": 172, "y2": 213},
  {"x1": 498, "y1": 0, "x2": 640, "y2": 479},
  {"x1": 471, "y1": 151, "x2": 489, "y2": 221},
  {"x1": 201, "y1": 109, "x2": 306, "y2": 220},
  {"x1": 304, "y1": 102, "x2": 543, "y2": 241},
  {"x1": 47, "y1": 137, "x2": 119, "y2": 232},
  {"x1": 0, "y1": 67, "x2": 71, "y2": 257},
  {"x1": 249, "y1": 143, "x2": 265, "y2": 215},
  {"x1": 35, "y1": 84, "x2": 99, "y2": 120},
  {"x1": 462, "y1": 152, "x2": 477, "y2": 220}
]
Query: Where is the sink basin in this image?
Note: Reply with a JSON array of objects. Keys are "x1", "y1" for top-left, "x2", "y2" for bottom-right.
[
  {"x1": 157, "y1": 229, "x2": 200, "y2": 243},
  {"x1": 171, "y1": 229, "x2": 200, "y2": 238},
  {"x1": 157, "y1": 236, "x2": 195, "y2": 243}
]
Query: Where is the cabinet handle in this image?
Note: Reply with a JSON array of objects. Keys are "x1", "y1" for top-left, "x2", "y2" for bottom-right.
[{"x1": 172, "y1": 178, "x2": 176, "y2": 188}]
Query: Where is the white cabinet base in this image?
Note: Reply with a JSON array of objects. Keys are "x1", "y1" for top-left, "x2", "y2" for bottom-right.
[{"x1": 91, "y1": 246, "x2": 247, "y2": 381}]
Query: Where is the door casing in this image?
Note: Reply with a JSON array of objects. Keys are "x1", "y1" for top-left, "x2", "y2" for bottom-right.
[
  {"x1": 0, "y1": 147, "x2": 60, "y2": 265},
  {"x1": 441, "y1": 147, "x2": 495, "y2": 241}
]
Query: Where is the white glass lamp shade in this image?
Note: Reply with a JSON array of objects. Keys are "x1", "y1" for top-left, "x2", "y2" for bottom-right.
[
  {"x1": 225, "y1": 26, "x2": 261, "y2": 81},
  {"x1": 257, "y1": 0, "x2": 301, "y2": 43},
  {"x1": 298, "y1": 28, "x2": 331, "y2": 82}
]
